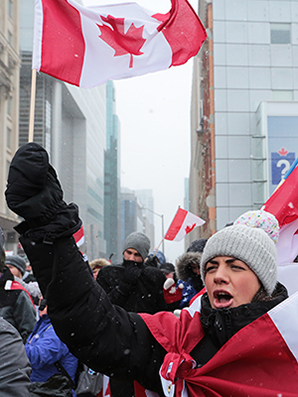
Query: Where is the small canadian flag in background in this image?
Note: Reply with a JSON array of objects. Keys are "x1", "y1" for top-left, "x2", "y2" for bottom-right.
[{"x1": 165, "y1": 207, "x2": 205, "y2": 242}]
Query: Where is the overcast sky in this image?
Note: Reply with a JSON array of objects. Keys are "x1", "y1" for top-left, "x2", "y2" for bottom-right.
[{"x1": 83, "y1": 0, "x2": 199, "y2": 263}]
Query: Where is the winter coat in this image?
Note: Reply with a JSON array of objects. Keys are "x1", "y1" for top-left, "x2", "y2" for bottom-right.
[
  {"x1": 20, "y1": 271, "x2": 42, "y2": 305},
  {"x1": 0, "y1": 267, "x2": 36, "y2": 342},
  {"x1": 97, "y1": 259, "x2": 168, "y2": 314},
  {"x1": 176, "y1": 252, "x2": 204, "y2": 308},
  {"x1": 25, "y1": 314, "x2": 78, "y2": 384},
  {"x1": 96, "y1": 257, "x2": 168, "y2": 395},
  {"x1": 0, "y1": 316, "x2": 32, "y2": 396},
  {"x1": 21, "y1": 235, "x2": 298, "y2": 397}
]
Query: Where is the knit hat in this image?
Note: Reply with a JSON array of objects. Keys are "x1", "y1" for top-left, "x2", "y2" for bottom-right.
[
  {"x1": 149, "y1": 250, "x2": 166, "y2": 264},
  {"x1": 123, "y1": 232, "x2": 150, "y2": 261},
  {"x1": 160, "y1": 262, "x2": 175, "y2": 275},
  {"x1": 187, "y1": 238, "x2": 207, "y2": 253},
  {"x1": 5, "y1": 255, "x2": 26, "y2": 276},
  {"x1": 200, "y1": 224, "x2": 277, "y2": 296},
  {"x1": 234, "y1": 210, "x2": 279, "y2": 244},
  {"x1": 0, "y1": 227, "x2": 5, "y2": 273}
]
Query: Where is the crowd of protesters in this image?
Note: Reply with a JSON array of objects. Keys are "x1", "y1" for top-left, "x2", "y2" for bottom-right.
[{"x1": 1, "y1": 142, "x2": 298, "y2": 396}]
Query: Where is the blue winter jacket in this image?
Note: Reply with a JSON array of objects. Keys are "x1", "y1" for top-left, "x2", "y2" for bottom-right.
[{"x1": 25, "y1": 314, "x2": 78, "y2": 388}]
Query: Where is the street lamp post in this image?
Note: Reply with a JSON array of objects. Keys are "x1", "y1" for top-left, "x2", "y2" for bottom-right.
[{"x1": 142, "y1": 207, "x2": 165, "y2": 255}]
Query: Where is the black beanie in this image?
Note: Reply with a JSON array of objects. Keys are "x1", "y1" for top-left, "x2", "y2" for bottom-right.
[{"x1": 187, "y1": 238, "x2": 207, "y2": 253}]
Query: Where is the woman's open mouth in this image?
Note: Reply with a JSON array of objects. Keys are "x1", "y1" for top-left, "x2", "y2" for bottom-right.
[{"x1": 213, "y1": 290, "x2": 233, "y2": 309}]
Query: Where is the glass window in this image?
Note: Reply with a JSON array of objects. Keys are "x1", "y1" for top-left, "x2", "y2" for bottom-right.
[
  {"x1": 7, "y1": 96, "x2": 12, "y2": 116},
  {"x1": 6, "y1": 160, "x2": 10, "y2": 180},
  {"x1": 8, "y1": 31, "x2": 12, "y2": 45},
  {"x1": 7, "y1": 127, "x2": 12, "y2": 149},
  {"x1": 271, "y1": 23, "x2": 291, "y2": 44},
  {"x1": 8, "y1": 0, "x2": 13, "y2": 18},
  {"x1": 272, "y1": 90, "x2": 293, "y2": 101}
]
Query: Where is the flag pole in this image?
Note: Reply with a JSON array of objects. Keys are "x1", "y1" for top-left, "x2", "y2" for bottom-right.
[
  {"x1": 28, "y1": 68, "x2": 37, "y2": 143},
  {"x1": 272, "y1": 157, "x2": 298, "y2": 194},
  {"x1": 284, "y1": 157, "x2": 298, "y2": 180},
  {"x1": 153, "y1": 239, "x2": 164, "y2": 255}
]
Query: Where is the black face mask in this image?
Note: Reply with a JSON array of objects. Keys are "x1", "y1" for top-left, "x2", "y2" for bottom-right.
[
  {"x1": 122, "y1": 259, "x2": 143, "y2": 268},
  {"x1": 39, "y1": 298, "x2": 47, "y2": 311}
]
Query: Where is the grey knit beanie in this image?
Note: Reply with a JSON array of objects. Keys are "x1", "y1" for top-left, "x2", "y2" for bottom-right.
[
  {"x1": 5, "y1": 255, "x2": 26, "y2": 276},
  {"x1": 123, "y1": 232, "x2": 150, "y2": 261},
  {"x1": 200, "y1": 224, "x2": 277, "y2": 296}
]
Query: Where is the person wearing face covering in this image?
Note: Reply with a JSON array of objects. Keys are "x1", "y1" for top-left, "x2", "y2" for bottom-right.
[
  {"x1": 96, "y1": 231, "x2": 168, "y2": 314},
  {"x1": 6, "y1": 142, "x2": 298, "y2": 397},
  {"x1": 96, "y1": 232, "x2": 169, "y2": 396}
]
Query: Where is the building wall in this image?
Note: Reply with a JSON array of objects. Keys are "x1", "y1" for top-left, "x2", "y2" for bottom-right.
[
  {"x1": 193, "y1": 0, "x2": 298, "y2": 234},
  {"x1": 121, "y1": 188, "x2": 153, "y2": 254},
  {"x1": 66, "y1": 84, "x2": 107, "y2": 260},
  {"x1": 104, "y1": 81, "x2": 122, "y2": 263},
  {"x1": 0, "y1": 0, "x2": 21, "y2": 249},
  {"x1": 135, "y1": 189, "x2": 155, "y2": 246}
]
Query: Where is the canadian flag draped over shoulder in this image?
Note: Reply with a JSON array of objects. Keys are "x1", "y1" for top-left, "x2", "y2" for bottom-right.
[
  {"x1": 33, "y1": 0, "x2": 207, "y2": 87},
  {"x1": 140, "y1": 293, "x2": 298, "y2": 397}
]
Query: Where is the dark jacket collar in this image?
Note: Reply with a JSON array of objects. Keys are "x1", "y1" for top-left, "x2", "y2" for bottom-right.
[
  {"x1": 0, "y1": 267, "x2": 14, "y2": 286},
  {"x1": 200, "y1": 282, "x2": 288, "y2": 348}
]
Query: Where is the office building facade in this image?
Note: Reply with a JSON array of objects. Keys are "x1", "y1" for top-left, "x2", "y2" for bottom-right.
[
  {"x1": 190, "y1": 0, "x2": 298, "y2": 237},
  {"x1": 0, "y1": 0, "x2": 21, "y2": 250},
  {"x1": 104, "y1": 81, "x2": 122, "y2": 263}
]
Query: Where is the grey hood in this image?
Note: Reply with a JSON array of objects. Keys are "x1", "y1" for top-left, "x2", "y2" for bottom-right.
[{"x1": 176, "y1": 252, "x2": 202, "y2": 282}]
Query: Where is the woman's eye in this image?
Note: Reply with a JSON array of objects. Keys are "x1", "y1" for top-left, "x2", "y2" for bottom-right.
[
  {"x1": 231, "y1": 265, "x2": 244, "y2": 270},
  {"x1": 206, "y1": 266, "x2": 217, "y2": 272}
]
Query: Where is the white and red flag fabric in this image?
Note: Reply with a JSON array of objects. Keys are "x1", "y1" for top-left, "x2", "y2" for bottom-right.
[
  {"x1": 140, "y1": 291, "x2": 298, "y2": 397},
  {"x1": 33, "y1": 0, "x2": 207, "y2": 87},
  {"x1": 164, "y1": 207, "x2": 205, "y2": 242},
  {"x1": 73, "y1": 225, "x2": 85, "y2": 247},
  {"x1": 262, "y1": 165, "x2": 298, "y2": 295}
]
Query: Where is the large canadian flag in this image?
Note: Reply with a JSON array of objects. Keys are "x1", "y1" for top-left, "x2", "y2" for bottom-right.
[
  {"x1": 165, "y1": 207, "x2": 205, "y2": 242},
  {"x1": 262, "y1": 165, "x2": 298, "y2": 295},
  {"x1": 33, "y1": 0, "x2": 207, "y2": 87}
]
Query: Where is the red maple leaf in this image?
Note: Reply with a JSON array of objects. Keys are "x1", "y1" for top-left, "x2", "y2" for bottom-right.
[
  {"x1": 185, "y1": 224, "x2": 196, "y2": 234},
  {"x1": 97, "y1": 15, "x2": 146, "y2": 68},
  {"x1": 278, "y1": 147, "x2": 288, "y2": 156}
]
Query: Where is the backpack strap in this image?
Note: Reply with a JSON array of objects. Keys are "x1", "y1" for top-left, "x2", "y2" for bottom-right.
[{"x1": 54, "y1": 361, "x2": 75, "y2": 389}]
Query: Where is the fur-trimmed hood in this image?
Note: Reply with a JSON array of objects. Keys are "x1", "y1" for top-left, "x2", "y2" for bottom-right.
[{"x1": 176, "y1": 252, "x2": 202, "y2": 282}]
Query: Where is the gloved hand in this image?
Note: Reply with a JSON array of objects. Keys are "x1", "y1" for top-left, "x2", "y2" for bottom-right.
[
  {"x1": 116, "y1": 261, "x2": 143, "y2": 296},
  {"x1": 145, "y1": 255, "x2": 160, "y2": 268},
  {"x1": 163, "y1": 278, "x2": 183, "y2": 304},
  {"x1": 5, "y1": 143, "x2": 81, "y2": 241}
]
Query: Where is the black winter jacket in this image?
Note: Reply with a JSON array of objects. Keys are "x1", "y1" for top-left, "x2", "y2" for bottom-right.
[
  {"x1": 97, "y1": 259, "x2": 168, "y2": 314},
  {"x1": 20, "y1": 235, "x2": 289, "y2": 396},
  {"x1": 0, "y1": 267, "x2": 36, "y2": 343}
]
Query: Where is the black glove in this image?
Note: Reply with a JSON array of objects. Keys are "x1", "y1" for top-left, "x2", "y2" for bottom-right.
[
  {"x1": 116, "y1": 260, "x2": 143, "y2": 296},
  {"x1": 145, "y1": 255, "x2": 160, "y2": 269},
  {"x1": 122, "y1": 260, "x2": 143, "y2": 284},
  {"x1": 5, "y1": 143, "x2": 81, "y2": 242}
]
